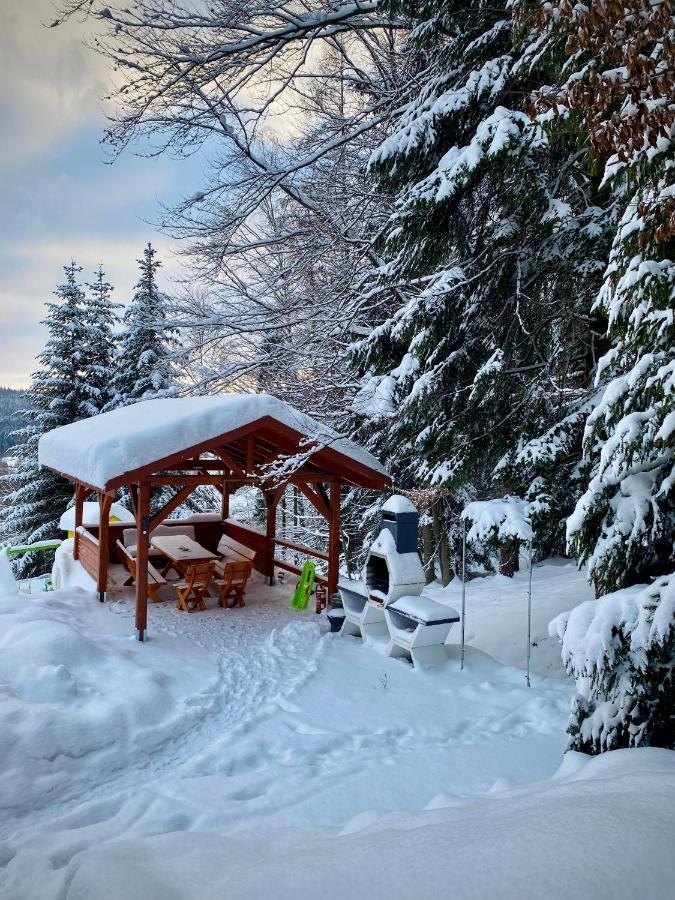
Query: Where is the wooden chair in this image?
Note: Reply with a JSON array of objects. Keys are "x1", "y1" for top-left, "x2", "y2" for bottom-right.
[
  {"x1": 116, "y1": 540, "x2": 167, "y2": 603},
  {"x1": 213, "y1": 560, "x2": 252, "y2": 608},
  {"x1": 173, "y1": 561, "x2": 215, "y2": 612}
]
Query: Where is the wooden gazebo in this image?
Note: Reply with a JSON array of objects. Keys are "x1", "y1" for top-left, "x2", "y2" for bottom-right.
[{"x1": 38, "y1": 395, "x2": 389, "y2": 640}]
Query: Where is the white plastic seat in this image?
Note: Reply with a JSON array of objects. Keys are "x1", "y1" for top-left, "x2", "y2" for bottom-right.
[{"x1": 385, "y1": 595, "x2": 460, "y2": 669}]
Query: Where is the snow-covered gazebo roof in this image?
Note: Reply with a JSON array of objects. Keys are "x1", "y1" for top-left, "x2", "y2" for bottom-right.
[{"x1": 38, "y1": 394, "x2": 389, "y2": 492}]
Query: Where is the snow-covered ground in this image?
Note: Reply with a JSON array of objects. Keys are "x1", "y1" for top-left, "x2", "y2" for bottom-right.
[
  {"x1": 435, "y1": 557, "x2": 597, "y2": 677},
  {"x1": 0, "y1": 561, "x2": 673, "y2": 898}
]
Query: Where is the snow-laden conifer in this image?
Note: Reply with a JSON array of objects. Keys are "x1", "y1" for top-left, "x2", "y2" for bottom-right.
[
  {"x1": 350, "y1": 0, "x2": 612, "y2": 562},
  {"x1": 0, "y1": 264, "x2": 93, "y2": 573},
  {"x1": 567, "y1": 181, "x2": 675, "y2": 594},
  {"x1": 82, "y1": 265, "x2": 120, "y2": 414},
  {"x1": 109, "y1": 244, "x2": 178, "y2": 408},
  {"x1": 552, "y1": 576, "x2": 675, "y2": 752}
]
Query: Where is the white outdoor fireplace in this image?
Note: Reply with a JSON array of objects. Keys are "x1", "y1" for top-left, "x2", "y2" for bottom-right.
[{"x1": 341, "y1": 495, "x2": 425, "y2": 640}]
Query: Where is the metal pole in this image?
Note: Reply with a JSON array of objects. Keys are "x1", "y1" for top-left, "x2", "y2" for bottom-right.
[
  {"x1": 460, "y1": 518, "x2": 466, "y2": 671},
  {"x1": 526, "y1": 539, "x2": 533, "y2": 688}
]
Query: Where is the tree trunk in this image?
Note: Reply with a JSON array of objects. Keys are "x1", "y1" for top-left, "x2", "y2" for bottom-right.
[
  {"x1": 500, "y1": 539, "x2": 520, "y2": 577},
  {"x1": 431, "y1": 500, "x2": 453, "y2": 587},
  {"x1": 422, "y1": 520, "x2": 435, "y2": 584}
]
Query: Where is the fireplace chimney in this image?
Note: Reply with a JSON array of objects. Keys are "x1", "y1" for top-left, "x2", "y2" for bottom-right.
[{"x1": 381, "y1": 495, "x2": 419, "y2": 554}]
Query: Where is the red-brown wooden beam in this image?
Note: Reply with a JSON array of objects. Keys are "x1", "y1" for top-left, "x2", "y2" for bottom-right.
[
  {"x1": 246, "y1": 434, "x2": 254, "y2": 473},
  {"x1": 295, "y1": 481, "x2": 330, "y2": 520},
  {"x1": 328, "y1": 481, "x2": 341, "y2": 597},
  {"x1": 135, "y1": 481, "x2": 150, "y2": 642},
  {"x1": 97, "y1": 492, "x2": 113, "y2": 602},
  {"x1": 148, "y1": 484, "x2": 196, "y2": 532},
  {"x1": 264, "y1": 488, "x2": 280, "y2": 584},
  {"x1": 220, "y1": 481, "x2": 230, "y2": 520},
  {"x1": 273, "y1": 536, "x2": 329, "y2": 562},
  {"x1": 212, "y1": 447, "x2": 245, "y2": 475},
  {"x1": 73, "y1": 483, "x2": 86, "y2": 560},
  {"x1": 127, "y1": 484, "x2": 139, "y2": 518}
]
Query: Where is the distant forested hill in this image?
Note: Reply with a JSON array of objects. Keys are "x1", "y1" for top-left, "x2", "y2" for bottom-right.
[{"x1": 0, "y1": 388, "x2": 27, "y2": 457}]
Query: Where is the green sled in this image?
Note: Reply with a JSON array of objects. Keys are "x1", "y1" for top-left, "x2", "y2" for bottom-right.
[{"x1": 291, "y1": 561, "x2": 316, "y2": 611}]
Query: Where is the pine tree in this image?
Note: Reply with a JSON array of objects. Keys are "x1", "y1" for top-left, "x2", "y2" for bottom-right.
[
  {"x1": 0, "y1": 264, "x2": 93, "y2": 574},
  {"x1": 537, "y1": 0, "x2": 675, "y2": 752},
  {"x1": 82, "y1": 265, "x2": 120, "y2": 414},
  {"x1": 349, "y1": 0, "x2": 613, "y2": 569},
  {"x1": 534, "y1": 0, "x2": 675, "y2": 594},
  {"x1": 109, "y1": 243, "x2": 178, "y2": 407}
]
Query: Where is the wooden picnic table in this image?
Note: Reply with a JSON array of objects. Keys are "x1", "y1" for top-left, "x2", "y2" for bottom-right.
[{"x1": 150, "y1": 534, "x2": 218, "y2": 577}]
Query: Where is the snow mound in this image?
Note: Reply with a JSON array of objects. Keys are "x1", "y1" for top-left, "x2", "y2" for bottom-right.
[
  {"x1": 52, "y1": 748, "x2": 675, "y2": 899},
  {"x1": 58, "y1": 502, "x2": 134, "y2": 531},
  {"x1": 0, "y1": 586, "x2": 219, "y2": 823}
]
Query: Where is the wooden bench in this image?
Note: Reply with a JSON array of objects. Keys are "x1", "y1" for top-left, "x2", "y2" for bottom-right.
[
  {"x1": 116, "y1": 540, "x2": 168, "y2": 603},
  {"x1": 215, "y1": 534, "x2": 256, "y2": 577}
]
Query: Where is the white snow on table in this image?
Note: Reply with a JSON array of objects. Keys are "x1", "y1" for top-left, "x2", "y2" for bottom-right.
[{"x1": 38, "y1": 394, "x2": 388, "y2": 490}]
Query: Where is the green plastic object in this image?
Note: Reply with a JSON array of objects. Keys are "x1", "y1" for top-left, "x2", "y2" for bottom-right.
[
  {"x1": 291, "y1": 561, "x2": 316, "y2": 611},
  {"x1": 3, "y1": 540, "x2": 62, "y2": 557}
]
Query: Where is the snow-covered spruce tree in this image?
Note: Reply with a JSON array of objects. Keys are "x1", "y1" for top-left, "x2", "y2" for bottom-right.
[
  {"x1": 537, "y1": 0, "x2": 675, "y2": 751},
  {"x1": 109, "y1": 244, "x2": 178, "y2": 408},
  {"x1": 0, "y1": 264, "x2": 93, "y2": 574},
  {"x1": 551, "y1": 576, "x2": 675, "y2": 752},
  {"x1": 349, "y1": 0, "x2": 613, "y2": 567},
  {"x1": 82, "y1": 265, "x2": 120, "y2": 414},
  {"x1": 535, "y1": 0, "x2": 675, "y2": 595}
]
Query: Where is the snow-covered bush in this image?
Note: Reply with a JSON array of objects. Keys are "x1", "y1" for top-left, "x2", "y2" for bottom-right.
[
  {"x1": 462, "y1": 496, "x2": 533, "y2": 577},
  {"x1": 551, "y1": 576, "x2": 675, "y2": 753}
]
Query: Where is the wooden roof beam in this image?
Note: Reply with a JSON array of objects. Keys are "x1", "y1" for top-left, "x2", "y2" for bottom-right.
[{"x1": 212, "y1": 447, "x2": 245, "y2": 475}]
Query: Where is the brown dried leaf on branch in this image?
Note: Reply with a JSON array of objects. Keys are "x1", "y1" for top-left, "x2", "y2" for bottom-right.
[{"x1": 529, "y1": 1, "x2": 674, "y2": 241}]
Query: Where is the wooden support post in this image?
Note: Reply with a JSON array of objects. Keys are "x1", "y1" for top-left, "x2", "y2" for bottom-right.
[
  {"x1": 97, "y1": 492, "x2": 113, "y2": 603},
  {"x1": 265, "y1": 489, "x2": 278, "y2": 585},
  {"x1": 328, "y1": 480, "x2": 341, "y2": 597},
  {"x1": 127, "y1": 484, "x2": 138, "y2": 518},
  {"x1": 246, "y1": 434, "x2": 254, "y2": 474},
  {"x1": 221, "y1": 480, "x2": 230, "y2": 520},
  {"x1": 73, "y1": 483, "x2": 86, "y2": 560},
  {"x1": 135, "y1": 481, "x2": 150, "y2": 642}
]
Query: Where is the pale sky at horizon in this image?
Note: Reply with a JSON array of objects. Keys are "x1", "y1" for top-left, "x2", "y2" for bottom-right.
[{"x1": 0, "y1": 1, "x2": 204, "y2": 389}]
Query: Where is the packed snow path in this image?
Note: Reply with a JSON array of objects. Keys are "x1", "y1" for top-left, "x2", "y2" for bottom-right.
[{"x1": 0, "y1": 574, "x2": 328, "y2": 836}]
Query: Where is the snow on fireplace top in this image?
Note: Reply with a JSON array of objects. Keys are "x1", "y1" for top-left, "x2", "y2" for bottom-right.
[
  {"x1": 38, "y1": 394, "x2": 388, "y2": 491},
  {"x1": 382, "y1": 494, "x2": 417, "y2": 514}
]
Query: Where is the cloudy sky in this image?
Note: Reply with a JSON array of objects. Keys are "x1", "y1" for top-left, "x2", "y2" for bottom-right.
[{"x1": 0, "y1": 1, "x2": 203, "y2": 388}]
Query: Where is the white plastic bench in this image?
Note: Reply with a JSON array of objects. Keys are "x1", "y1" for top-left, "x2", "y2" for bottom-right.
[
  {"x1": 338, "y1": 578, "x2": 389, "y2": 640},
  {"x1": 385, "y1": 595, "x2": 460, "y2": 668}
]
